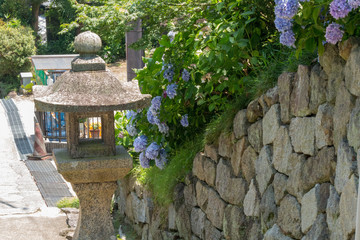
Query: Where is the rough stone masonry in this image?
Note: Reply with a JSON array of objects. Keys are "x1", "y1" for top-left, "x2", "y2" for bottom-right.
[{"x1": 115, "y1": 38, "x2": 360, "y2": 240}]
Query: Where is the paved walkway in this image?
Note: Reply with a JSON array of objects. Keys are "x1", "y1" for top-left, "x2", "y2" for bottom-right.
[{"x1": 0, "y1": 96, "x2": 69, "y2": 240}]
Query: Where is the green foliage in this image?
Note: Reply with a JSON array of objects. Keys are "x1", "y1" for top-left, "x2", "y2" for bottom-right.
[
  {"x1": 0, "y1": 0, "x2": 32, "y2": 25},
  {"x1": 0, "y1": 22, "x2": 36, "y2": 93},
  {"x1": 56, "y1": 197, "x2": 79, "y2": 209},
  {"x1": 133, "y1": 134, "x2": 204, "y2": 207}
]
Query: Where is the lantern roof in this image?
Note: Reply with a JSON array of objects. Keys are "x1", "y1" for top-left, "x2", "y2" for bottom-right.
[{"x1": 34, "y1": 31, "x2": 151, "y2": 113}]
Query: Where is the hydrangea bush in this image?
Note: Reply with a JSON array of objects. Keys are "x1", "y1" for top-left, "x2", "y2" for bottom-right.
[{"x1": 274, "y1": 0, "x2": 360, "y2": 53}]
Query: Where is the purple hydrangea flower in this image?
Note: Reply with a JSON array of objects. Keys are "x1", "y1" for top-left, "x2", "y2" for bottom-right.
[
  {"x1": 147, "y1": 110, "x2": 160, "y2": 125},
  {"x1": 280, "y1": 30, "x2": 296, "y2": 47},
  {"x1": 275, "y1": 0, "x2": 299, "y2": 19},
  {"x1": 145, "y1": 142, "x2": 160, "y2": 160},
  {"x1": 126, "y1": 122, "x2": 137, "y2": 136},
  {"x1": 182, "y1": 69, "x2": 190, "y2": 82},
  {"x1": 134, "y1": 135, "x2": 148, "y2": 152},
  {"x1": 329, "y1": 0, "x2": 351, "y2": 19},
  {"x1": 157, "y1": 122, "x2": 169, "y2": 134},
  {"x1": 155, "y1": 149, "x2": 167, "y2": 169},
  {"x1": 150, "y1": 96, "x2": 162, "y2": 114},
  {"x1": 325, "y1": 23, "x2": 344, "y2": 44},
  {"x1": 274, "y1": 17, "x2": 293, "y2": 32},
  {"x1": 166, "y1": 84, "x2": 178, "y2": 99},
  {"x1": 139, "y1": 152, "x2": 150, "y2": 168},
  {"x1": 348, "y1": 0, "x2": 360, "y2": 9},
  {"x1": 180, "y1": 114, "x2": 189, "y2": 127}
]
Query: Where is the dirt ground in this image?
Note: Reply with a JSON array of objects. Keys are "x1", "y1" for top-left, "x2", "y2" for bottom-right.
[{"x1": 107, "y1": 60, "x2": 127, "y2": 82}]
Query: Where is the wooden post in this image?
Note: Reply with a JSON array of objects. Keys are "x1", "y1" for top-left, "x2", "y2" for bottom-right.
[{"x1": 126, "y1": 19, "x2": 144, "y2": 81}]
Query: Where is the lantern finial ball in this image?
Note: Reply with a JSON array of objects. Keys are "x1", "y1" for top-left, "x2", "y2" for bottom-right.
[{"x1": 74, "y1": 31, "x2": 102, "y2": 55}]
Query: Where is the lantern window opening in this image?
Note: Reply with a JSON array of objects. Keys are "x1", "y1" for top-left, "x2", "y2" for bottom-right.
[{"x1": 79, "y1": 116, "x2": 102, "y2": 141}]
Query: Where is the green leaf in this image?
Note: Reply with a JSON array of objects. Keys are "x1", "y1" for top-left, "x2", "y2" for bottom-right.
[
  {"x1": 152, "y1": 47, "x2": 165, "y2": 62},
  {"x1": 209, "y1": 103, "x2": 216, "y2": 112},
  {"x1": 159, "y1": 35, "x2": 171, "y2": 48}
]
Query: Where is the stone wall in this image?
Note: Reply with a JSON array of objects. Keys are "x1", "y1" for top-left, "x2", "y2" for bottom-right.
[{"x1": 114, "y1": 39, "x2": 360, "y2": 240}]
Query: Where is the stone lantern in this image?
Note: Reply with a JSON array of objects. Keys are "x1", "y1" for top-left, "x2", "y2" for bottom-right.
[{"x1": 34, "y1": 31, "x2": 151, "y2": 240}]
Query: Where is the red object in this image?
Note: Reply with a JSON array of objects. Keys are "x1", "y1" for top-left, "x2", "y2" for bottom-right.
[{"x1": 27, "y1": 123, "x2": 51, "y2": 160}]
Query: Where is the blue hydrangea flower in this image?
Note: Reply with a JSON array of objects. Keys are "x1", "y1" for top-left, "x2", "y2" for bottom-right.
[
  {"x1": 330, "y1": 0, "x2": 351, "y2": 19},
  {"x1": 348, "y1": 0, "x2": 360, "y2": 9},
  {"x1": 150, "y1": 96, "x2": 162, "y2": 114},
  {"x1": 157, "y1": 122, "x2": 169, "y2": 134},
  {"x1": 145, "y1": 142, "x2": 160, "y2": 160},
  {"x1": 166, "y1": 84, "x2": 178, "y2": 99},
  {"x1": 163, "y1": 64, "x2": 175, "y2": 82},
  {"x1": 325, "y1": 23, "x2": 344, "y2": 44},
  {"x1": 126, "y1": 122, "x2": 137, "y2": 136},
  {"x1": 280, "y1": 30, "x2": 296, "y2": 47},
  {"x1": 275, "y1": 0, "x2": 299, "y2": 19},
  {"x1": 139, "y1": 152, "x2": 150, "y2": 168},
  {"x1": 134, "y1": 135, "x2": 148, "y2": 152},
  {"x1": 180, "y1": 114, "x2": 189, "y2": 127},
  {"x1": 182, "y1": 69, "x2": 190, "y2": 82},
  {"x1": 126, "y1": 110, "x2": 137, "y2": 121},
  {"x1": 274, "y1": 17, "x2": 293, "y2": 32},
  {"x1": 155, "y1": 149, "x2": 167, "y2": 169},
  {"x1": 147, "y1": 110, "x2": 160, "y2": 125}
]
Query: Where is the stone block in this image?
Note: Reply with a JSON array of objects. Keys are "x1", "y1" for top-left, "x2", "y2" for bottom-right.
[
  {"x1": 289, "y1": 117, "x2": 315, "y2": 156},
  {"x1": 218, "y1": 132, "x2": 234, "y2": 158},
  {"x1": 264, "y1": 224, "x2": 293, "y2": 240},
  {"x1": 277, "y1": 195, "x2": 302, "y2": 239},
  {"x1": 203, "y1": 158, "x2": 216, "y2": 187},
  {"x1": 196, "y1": 181, "x2": 209, "y2": 211},
  {"x1": 233, "y1": 109, "x2": 249, "y2": 139},
  {"x1": 260, "y1": 185, "x2": 277, "y2": 230},
  {"x1": 240, "y1": 145, "x2": 257, "y2": 183},
  {"x1": 204, "y1": 144, "x2": 218, "y2": 162},
  {"x1": 243, "y1": 179, "x2": 260, "y2": 217},
  {"x1": 274, "y1": 173, "x2": 288, "y2": 205},
  {"x1": 231, "y1": 137, "x2": 249, "y2": 177},
  {"x1": 327, "y1": 185, "x2": 341, "y2": 240},
  {"x1": 290, "y1": 65, "x2": 311, "y2": 117},
  {"x1": 339, "y1": 175, "x2": 358, "y2": 239},
  {"x1": 216, "y1": 159, "x2": 247, "y2": 205},
  {"x1": 301, "y1": 183, "x2": 330, "y2": 233},
  {"x1": 247, "y1": 120, "x2": 263, "y2": 153},
  {"x1": 168, "y1": 204, "x2": 177, "y2": 231},
  {"x1": 205, "y1": 188, "x2": 226, "y2": 230},
  {"x1": 286, "y1": 153, "x2": 307, "y2": 202},
  {"x1": 223, "y1": 205, "x2": 246, "y2": 240},
  {"x1": 315, "y1": 103, "x2": 334, "y2": 149},
  {"x1": 264, "y1": 86, "x2": 279, "y2": 107},
  {"x1": 302, "y1": 214, "x2": 329, "y2": 240},
  {"x1": 255, "y1": 145, "x2": 274, "y2": 195},
  {"x1": 184, "y1": 184, "x2": 197, "y2": 209},
  {"x1": 278, "y1": 72, "x2": 295, "y2": 124},
  {"x1": 302, "y1": 147, "x2": 336, "y2": 192},
  {"x1": 310, "y1": 64, "x2": 327, "y2": 114},
  {"x1": 193, "y1": 152, "x2": 206, "y2": 181},
  {"x1": 273, "y1": 126, "x2": 293, "y2": 175},
  {"x1": 345, "y1": 45, "x2": 360, "y2": 97},
  {"x1": 333, "y1": 81, "x2": 355, "y2": 151},
  {"x1": 246, "y1": 98, "x2": 263, "y2": 123},
  {"x1": 204, "y1": 220, "x2": 222, "y2": 240},
  {"x1": 335, "y1": 141, "x2": 357, "y2": 194},
  {"x1": 347, "y1": 99, "x2": 360, "y2": 151},
  {"x1": 263, "y1": 104, "x2": 281, "y2": 145},
  {"x1": 339, "y1": 37, "x2": 360, "y2": 60},
  {"x1": 175, "y1": 204, "x2": 192, "y2": 240},
  {"x1": 191, "y1": 207, "x2": 206, "y2": 239},
  {"x1": 319, "y1": 44, "x2": 345, "y2": 103}
]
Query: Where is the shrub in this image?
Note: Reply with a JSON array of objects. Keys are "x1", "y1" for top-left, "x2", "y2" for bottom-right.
[{"x1": 0, "y1": 22, "x2": 36, "y2": 87}]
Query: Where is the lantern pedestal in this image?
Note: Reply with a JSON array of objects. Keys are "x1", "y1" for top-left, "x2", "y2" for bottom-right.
[{"x1": 53, "y1": 146, "x2": 132, "y2": 240}]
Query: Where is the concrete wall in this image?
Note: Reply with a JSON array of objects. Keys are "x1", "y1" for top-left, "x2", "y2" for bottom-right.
[{"x1": 114, "y1": 38, "x2": 360, "y2": 240}]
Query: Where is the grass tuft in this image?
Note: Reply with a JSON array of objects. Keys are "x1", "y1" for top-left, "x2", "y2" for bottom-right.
[
  {"x1": 132, "y1": 134, "x2": 204, "y2": 207},
  {"x1": 56, "y1": 197, "x2": 79, "y2": 209}
]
